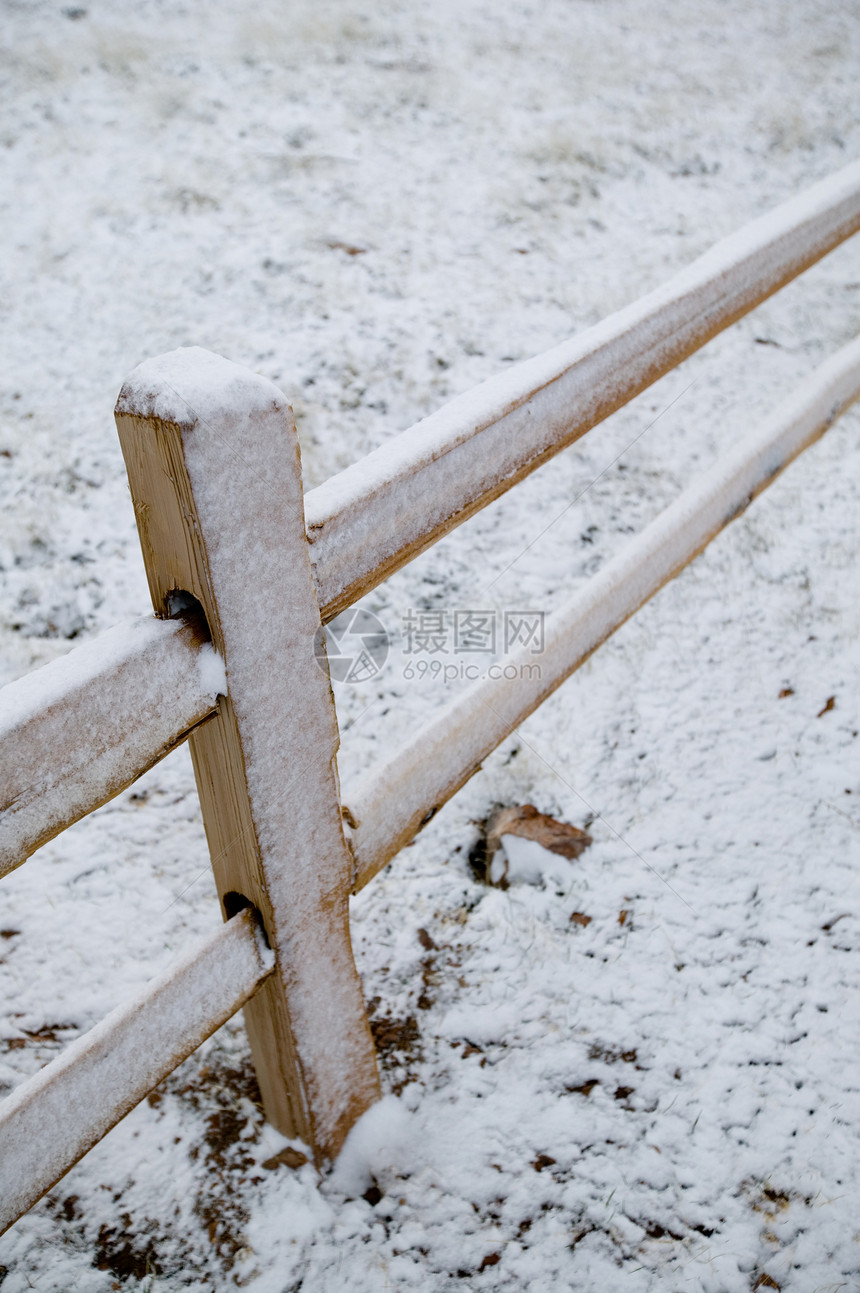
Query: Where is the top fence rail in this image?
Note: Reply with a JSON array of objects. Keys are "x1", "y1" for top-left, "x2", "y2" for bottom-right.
[{"x1": 304, "y1": 158, "x2": 860, "y2": 616}]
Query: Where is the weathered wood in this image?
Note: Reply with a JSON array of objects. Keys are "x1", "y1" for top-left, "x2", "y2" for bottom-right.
[
  {"x1": 115, "y1": 348, "x2": 380, "y2": 1163},
  {"x1": 0, "y1": 907, "x2": 273, "y2": 1238},
  {"x1": 346, "y1": 333, "x2": 860, "y2": 890},
  {"x1": 0, "y1": 613, "x2": 221, "y2": 877},
  {"x1": 306, "y1": 158, "x2": 860, "y2": 619}
]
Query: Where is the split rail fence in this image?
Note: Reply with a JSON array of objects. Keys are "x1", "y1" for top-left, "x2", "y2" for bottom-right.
[{"x1": 2, "y1": 160, "x2": 860, "y2": 1235}]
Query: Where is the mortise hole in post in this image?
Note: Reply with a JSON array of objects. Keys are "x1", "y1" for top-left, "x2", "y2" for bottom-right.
[
  {"x1": 222, "y1": 891, "x2": 271, "y2": 949},
  {"x1": 165, "y1": 589, "x2": 212, "y2": 644}
]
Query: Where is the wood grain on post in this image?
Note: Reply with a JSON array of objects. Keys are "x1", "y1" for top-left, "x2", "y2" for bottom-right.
[{"x1": 115, "y1": 348, "x2": 380, "y2": 1163}]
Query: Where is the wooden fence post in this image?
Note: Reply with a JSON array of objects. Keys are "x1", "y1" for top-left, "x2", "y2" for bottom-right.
[{"x1": 115, "y1": 347, "x2": 380, "y2": 1163}]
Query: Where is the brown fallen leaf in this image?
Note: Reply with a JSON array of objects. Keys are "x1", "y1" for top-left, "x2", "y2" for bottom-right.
[
  {"x1": 570, "y1": 911, "x2": 592, "y2": 927},
  {"x1": 485, "y1": 804, "x2": 592, "y2": 878},
  {"x1": 817, "y1": 696, "x2": 835, "y2": 717},
  {"x1": 618, "y1": 908, "x2": 630, "y2": 926},
  {"x1": 778, "y1": 687, "x2": 794, "y2": 699},
  {"x1": 566, "y1": 1079, "x2": 599, "y2": 1097},
  {"x1": 262, "y1": 1146, "x2": 309, "y2": 1171}
]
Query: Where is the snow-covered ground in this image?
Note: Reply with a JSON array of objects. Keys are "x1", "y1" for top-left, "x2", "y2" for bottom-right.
[{"x1": 2, "y1": 1, "x2": 860, "y2": 1288}]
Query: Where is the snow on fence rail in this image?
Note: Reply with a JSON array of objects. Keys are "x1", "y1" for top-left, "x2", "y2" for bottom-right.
[
  {"x1": 0, "y1": 908, "x2": 274, "y2": 1236},
  {"x1": 1, "y1": 159, "x2": 859, "y2": 1234},
  {"x1": 346, "y1": 332, "x2": 860, "y2": 890},
  {"x1": 0, "y1": 613, "x2": 223, "y2": 877},
  {"x1": 303, "y1": 156, "x2": 860, "y2": 616}
]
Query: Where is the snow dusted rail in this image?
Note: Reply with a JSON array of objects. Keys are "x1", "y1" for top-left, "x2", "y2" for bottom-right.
[
  {"x1": 346, "y1": 333, "x2": 860, "y2": 888},
  {"x1": 0, "y1": 908, "x2": 273, "y2": 1236},
  {"x1": 1, "y1": 159, "x2": 859, "y2": 1234},
  {"x1": 0, "y1": 613, "x2": 223, "y2": 877},
  {"x1": 304, "y1": 157, "x2": 860, "y2": 615}
]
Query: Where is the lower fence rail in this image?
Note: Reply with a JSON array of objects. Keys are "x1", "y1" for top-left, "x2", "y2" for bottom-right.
[
  {"x1": 0, "y1": 908, "x2": 273, "y2": 1236},
  {"x1": 346, "y1": 333, "x2": 860, "y2": 889}
]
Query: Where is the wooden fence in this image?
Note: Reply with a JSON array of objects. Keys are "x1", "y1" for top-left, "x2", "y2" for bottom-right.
[{"x1": 2, "y1": 159, "x2": 860, "y2": 1235}]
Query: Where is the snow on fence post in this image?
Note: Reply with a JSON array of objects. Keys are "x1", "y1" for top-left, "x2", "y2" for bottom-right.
[{"x1": 114, "y1": 348, "x2": 380, "y2": 1164}]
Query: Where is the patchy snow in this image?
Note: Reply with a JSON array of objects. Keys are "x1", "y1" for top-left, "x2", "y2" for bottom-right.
[{"x1": 1, "y1": 0, "x2": 860, "y2": 1290}]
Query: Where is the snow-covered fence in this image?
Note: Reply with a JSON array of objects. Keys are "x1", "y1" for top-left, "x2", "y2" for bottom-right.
[{"x1": 1, "y1": 159, "x2": 859, "y2": 1235}]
